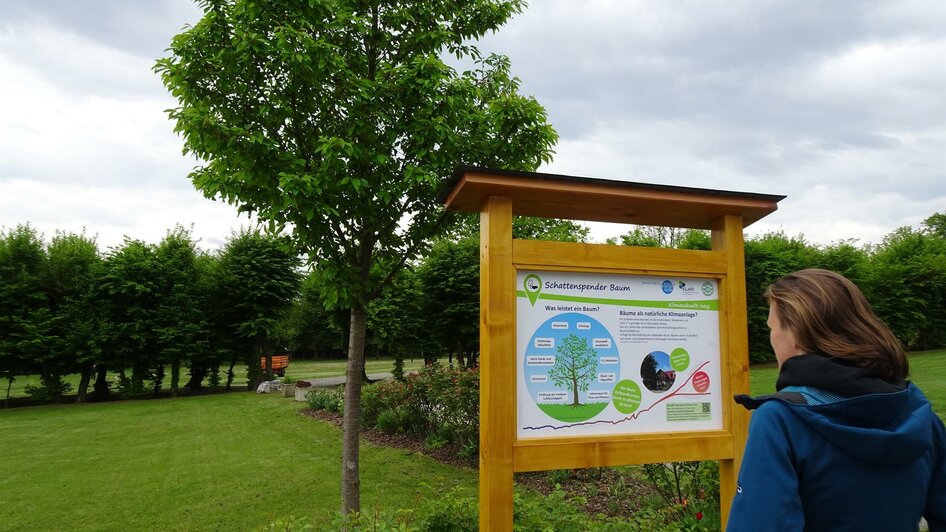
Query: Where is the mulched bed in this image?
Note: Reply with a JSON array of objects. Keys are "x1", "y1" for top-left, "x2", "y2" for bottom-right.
[
  {"x1": 301, "y1": 408, "x2": 477, "y2": 470},
  {"x1": 300, "y1": 408, "x2": 659, "y2": 519},
  {"x1": 516, "y1": 467, "x2": 658, "y2": 519}
]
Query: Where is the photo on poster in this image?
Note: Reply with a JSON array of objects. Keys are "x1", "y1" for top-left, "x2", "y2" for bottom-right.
[{"x1": 517, "y1": 270, "x2": 722, "y2": 438}]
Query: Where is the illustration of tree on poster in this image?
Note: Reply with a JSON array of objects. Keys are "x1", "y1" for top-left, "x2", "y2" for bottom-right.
[{"x1": 548, "y1": 334, "x2": 598, "y2": 408}]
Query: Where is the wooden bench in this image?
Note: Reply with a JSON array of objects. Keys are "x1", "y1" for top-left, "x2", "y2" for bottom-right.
[{"x1": 260, "y1": 354, "x2": 290, "y2": 377}]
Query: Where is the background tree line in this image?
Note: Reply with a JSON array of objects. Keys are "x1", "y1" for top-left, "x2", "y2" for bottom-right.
[
  {"x1": 609, "y1": 211, "x2": 946, "y2": 362},
  {"x1": 278, "y1": 210, "x2": 946, "y2": 366},
  {"x1": 0, "y1": 225, "x2": 300, "y2": 404},
  {"x1": 2, "y1": 211, "x2": 943, "y2": 404}
]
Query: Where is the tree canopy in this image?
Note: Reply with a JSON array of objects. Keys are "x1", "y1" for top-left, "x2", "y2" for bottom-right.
[{"x1": 155, "y1": 0, "x2": 556, "y2": 310}]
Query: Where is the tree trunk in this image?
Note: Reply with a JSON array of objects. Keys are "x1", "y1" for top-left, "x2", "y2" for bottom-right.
[
  {"x1": 572, "y1": 378, "x2": 580, "y2": 407},
  {"x1": 170, "y1": 359, "x2": 180, "y2": 398},
  {"x1": 225, "y1": 358, "x2": 236, "y2": 390},
  {"x1": 186, "y1": 363, "x2": 207, "y2": 391},
  {"x1": 152, "y1": 365, "x2": 165, "y2": 396},
  {"x1": 76, "y1": 363, "x2": 93, "y2": 403},
  {"x1": 263, "y1": 338, "x2": 273, "y2": 381},
  {"x1": 131, "y1": 364, "x2": 145, "y2": 395},
  {"x1": 341, "y1": 303, "x2": 368, "y2": 516},
  {"x1": 92, "y1": 365, "x2": 109, "y2": 401},
  {"x1": 4, "y1": 376, "x2": 12, "y2": 408}
]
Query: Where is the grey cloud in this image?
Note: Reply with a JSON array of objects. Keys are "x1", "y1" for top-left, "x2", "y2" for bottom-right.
[
  {"x1": 1, "y1": 0, "x2": 202, "y2": 60},
  {"x1": 2, "y1": 0, "x2": 943, "y2": 248},
  {"x1": 479, "y1": 1, "x2": 946, "y2": 150}
]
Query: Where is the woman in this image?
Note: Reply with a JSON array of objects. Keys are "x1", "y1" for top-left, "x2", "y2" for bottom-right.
[{"x1": 727, "y1": 269, "x2": 945, "y2": 531}]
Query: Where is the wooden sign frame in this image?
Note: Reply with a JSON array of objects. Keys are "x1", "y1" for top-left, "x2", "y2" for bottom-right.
[{"x1": 439, "y1": 167, "x2": 784, "y2": 531}]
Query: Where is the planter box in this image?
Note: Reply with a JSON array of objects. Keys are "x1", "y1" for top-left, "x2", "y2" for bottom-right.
[
  {"x1": 281, "y1": 384, "x2": 295, "y2": 398},
  {"x1": 294, "y1": 385, "x2": 312, "y2": 402}
]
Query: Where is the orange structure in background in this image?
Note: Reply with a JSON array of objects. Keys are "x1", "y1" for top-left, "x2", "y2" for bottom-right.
[
  {"x1": 260, "y1": 354, "x2": 290, "y2": 377},
  {"x1": 439, "y1": 167, "x2": 783, "y2": 531}
]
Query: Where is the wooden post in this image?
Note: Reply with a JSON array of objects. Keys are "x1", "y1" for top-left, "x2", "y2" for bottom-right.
[
  {"x1": 712, "y1": 214, "x2": 750, "y2": 527},
  {"x1": 479, "y1": 196, "x2": 515, "y2": 531}
]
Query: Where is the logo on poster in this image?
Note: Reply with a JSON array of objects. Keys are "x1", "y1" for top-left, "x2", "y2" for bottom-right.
[
  {"x1": 661, "y1": 280, "x2": 674, "y2": 294},
  {"x1": 524, "y1": 274, "x2": 542, "y2": 306},
  {"x1": 701, "y1": 282, "x2": 715, "y2": 296},
  {"x1": 676, "y1": 281, "x2": 697, "y2": 295}
]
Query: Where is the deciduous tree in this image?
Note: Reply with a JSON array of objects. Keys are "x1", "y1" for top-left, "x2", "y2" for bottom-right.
[
  {"x1": 95, "y1": 239, "x2": 160, "y2": 398},
  {"x1": 44, "y1": 231, "x2": 102, "y2": 402},
  {"x1": 153, "y1": 227, "x2": 208, "y2": 396},
  {"x1": 157, "y1": 0, "x2": 556, "y2": 513},
  {"x1": 217, "y1": 230, "x2": 300, "y2": 387},
  {"x1": 0, "y1": 225, "x2": 50, "y2": 405},
  {"x1": 417, "y1": 237, "x2": 479, "y2": 367}
]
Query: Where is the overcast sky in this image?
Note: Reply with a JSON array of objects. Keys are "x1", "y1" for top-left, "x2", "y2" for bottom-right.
[{"x1": 2, "y1": 0, "x2": 944, "y2": 252}]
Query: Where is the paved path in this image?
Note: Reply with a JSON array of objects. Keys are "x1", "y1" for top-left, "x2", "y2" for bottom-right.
[{"x1": 303, "y1": 372, "x2": 395, "y2": 389}]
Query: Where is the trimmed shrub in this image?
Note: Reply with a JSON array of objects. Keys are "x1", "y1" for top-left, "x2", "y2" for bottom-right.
[{"x1": 359, "y1": 363, "x2": 479, "y2": 455}]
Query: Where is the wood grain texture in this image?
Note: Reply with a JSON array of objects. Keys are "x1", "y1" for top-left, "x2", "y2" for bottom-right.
[
  {"x1": 479, "y1": 196, "x2": 516, "y2": 532},
  {"x1": 513, "y1": 239, "x2": 727, "y2": 275},
  {"x1": 711, "y1": 214, "x2": 751, "y2": 529},
  {"x1": 444, "y1": 170, "x2": 781, "y2": 228},
  {"x1": 514, "y1": 431, "x2": 734, "y2": 472}
]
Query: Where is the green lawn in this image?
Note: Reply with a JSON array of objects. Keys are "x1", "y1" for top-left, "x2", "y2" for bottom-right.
[
  {"x1": 0, "y1": 392, "x2": 475, "y2": 531},
  {"x1": 275, "y1": 355, "x2": 443, "y2": 381},
  {"x1": 749, "y1": 349, "x2": 945, "y2": 419},
  {"x1": 4, "y1": 356, "x2": 442, "y2": 400}
]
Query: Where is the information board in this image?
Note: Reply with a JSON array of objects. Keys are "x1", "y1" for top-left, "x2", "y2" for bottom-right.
[{"x1": 517, "y1": 270, "x2": 722, "y2": 438}]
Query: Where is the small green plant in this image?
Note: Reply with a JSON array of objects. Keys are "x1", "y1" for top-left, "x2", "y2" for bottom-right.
[
  {"x1": 546, "y1": 468, "x2": 573, "y2": 486},
  {"x1": 605, "y1": 474, "x2": 629, "y2": 498},
  {"x1": 392, "y1": 356, "x2": 405, "y2": 381},
  {"x1": 282, "y1": 375, "x2": 296, "y2": 385},
  {"x1": 418, "y1": 487, "x2": 478, "y2": 532},
  {"x1": 642, "y1": 461, "x2": 720, "y2": 530},
  {"x1": 255, "y1": 515, "x2": 315, "y2": 531},
  {"x1": 424, "y1": 432, "x2": 450, "y2": 450},
  {"x1": 377, "y1": 408, "x2": 410, "y2": 434},
  {"x1": 458, "y1": 440, "x2": 478, "y2": 460},
  {"x1": 327, "y1": 509, "x2": 417, "y2": 531},
  {"x1": 24, "y1": 379, "x2": 72, "y2": 403},
  {"x1": 306, "y1": 387, "x2": 344, "y2": 413}
]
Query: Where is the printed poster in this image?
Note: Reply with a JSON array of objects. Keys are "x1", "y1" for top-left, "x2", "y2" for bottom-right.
[{"x1": 517, "y1": 270, "x2": 722, "y2": 438}]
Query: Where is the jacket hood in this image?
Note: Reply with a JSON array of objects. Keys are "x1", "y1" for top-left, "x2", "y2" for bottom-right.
[
  {"x1": 766, "y1": 354, "x2": 932, "y2": 466},
  {"x1": 784, "y1": 383, "x2": 934, "y2": 466}
]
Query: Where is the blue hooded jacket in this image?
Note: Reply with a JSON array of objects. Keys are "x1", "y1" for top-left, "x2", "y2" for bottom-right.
[{"x1": 728, "y1": 354, "x2": 946, "y2": 531}]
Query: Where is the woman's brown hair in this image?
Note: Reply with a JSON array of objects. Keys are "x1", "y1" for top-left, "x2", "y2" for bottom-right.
[{"x1": 763, "y1": 269, "x2": 908, "y2": 382}]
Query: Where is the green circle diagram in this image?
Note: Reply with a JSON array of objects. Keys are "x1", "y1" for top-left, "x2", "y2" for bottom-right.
[
  {"x1": 525, "y1": 313, "x2": 619, "y2": 423},
  {"x1": 670, "y1": 348, "x2": 690, "y2": 372},
  {"x1": 612, "y1": 380, "x2": 642, "y2": 414}
]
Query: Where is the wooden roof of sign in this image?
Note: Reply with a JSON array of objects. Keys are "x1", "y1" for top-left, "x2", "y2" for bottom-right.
[{"x1": 438, "y1": 167, "x2": 785, "y2": 229}]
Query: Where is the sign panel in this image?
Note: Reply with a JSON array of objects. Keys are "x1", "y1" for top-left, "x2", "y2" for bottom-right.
[{"x1": 517, "y1": 270, "x2": 722, "y2": 438}]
